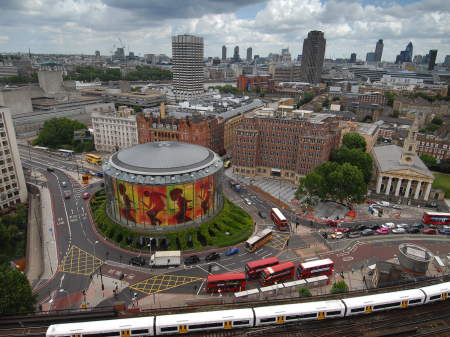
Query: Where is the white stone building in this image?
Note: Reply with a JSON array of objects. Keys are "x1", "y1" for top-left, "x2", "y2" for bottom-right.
[
  {"x1": 92, "y1": 106, "x2": 138, "y2": 153},
  {"x1": 0, "y1": 106, "x2": 27, "y2": 211}
]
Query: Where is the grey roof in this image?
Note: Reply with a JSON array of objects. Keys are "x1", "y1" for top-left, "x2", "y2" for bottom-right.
[
  {"x1": 372, "y1": 145, "x2": 433, "y2": 178},
  {"x1": 109, "y1": 141, "x2": 220, "y2": 175}
]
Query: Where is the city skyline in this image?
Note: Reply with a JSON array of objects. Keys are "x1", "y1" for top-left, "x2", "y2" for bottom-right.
[{"x1": 0, "y1": 0, "x2": 449, "y2": 61}]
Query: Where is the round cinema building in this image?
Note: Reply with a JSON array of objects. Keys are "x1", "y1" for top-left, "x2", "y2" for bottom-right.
[{"x1": 103, "y1": 141, "x2": 223, "y2": 231}]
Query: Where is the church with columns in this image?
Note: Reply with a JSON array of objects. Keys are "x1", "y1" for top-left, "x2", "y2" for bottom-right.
[{"x1": 372, "y1": 121, "x2": 434, "y2": 201}]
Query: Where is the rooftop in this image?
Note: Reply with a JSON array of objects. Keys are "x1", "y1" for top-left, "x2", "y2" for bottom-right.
[
  {"x1": 109, "y1": 141, "x2": 219, "y2": 175},
  {"x1": 372, "y1": 145, "x2": 433, "y2": 178}
]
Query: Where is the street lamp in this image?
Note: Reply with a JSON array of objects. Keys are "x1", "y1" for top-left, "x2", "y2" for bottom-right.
[
  {"x1": 148, "y1": 237, "x2": 153, "y2": 257},
  {"x1": 58, "y1": 288, "x2": 70, "y2": 310},
  {"x1": 93, "y1": 240, "x2": 99, "y2": 257}
]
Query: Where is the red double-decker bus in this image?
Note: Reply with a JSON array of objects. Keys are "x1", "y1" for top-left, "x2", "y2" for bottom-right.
[
  {"x1": 270, "y1": 208, "x2": 289, "y2": 231},
  {"x1": 422, "y1": 212, "x2": 450, "y2": 226},
  {"x1": 206, "y1": 272, "x2": 246, "y2": 293},
  {"x1": 260, "y1": 261, "x2": 295, "y2": 286},
  {"x1": 245, "y1": 257, "x2": 279, "y2": 280},
  {"x1": 297, "y1": 258, "x2": 334, "y2": 279}
]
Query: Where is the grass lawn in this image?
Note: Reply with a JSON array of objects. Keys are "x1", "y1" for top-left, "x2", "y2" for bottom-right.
[
  {"x1": 432, "y1": 172, "x2": 450, "y2": 198},
  {"x1": 90, "y1": 190, "x2": 254, "y2": 251}
]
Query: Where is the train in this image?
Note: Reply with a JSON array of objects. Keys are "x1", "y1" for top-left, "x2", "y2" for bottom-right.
[{"x1": 46, "y1": 281, "x2": 450, "y2": 336}]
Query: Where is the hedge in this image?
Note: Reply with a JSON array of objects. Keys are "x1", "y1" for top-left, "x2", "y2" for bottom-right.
[{"x1": 90, "y1": 191, "x2": 254, "y2": 251}]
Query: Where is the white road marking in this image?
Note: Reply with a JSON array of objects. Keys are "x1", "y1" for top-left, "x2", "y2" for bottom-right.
[{"x1": 197, "y1": 280, "x2": 205, "y2": 295}]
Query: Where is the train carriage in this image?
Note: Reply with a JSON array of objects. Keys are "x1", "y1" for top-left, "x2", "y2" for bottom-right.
[
  {"x1": 155, "y1": 309, "x2": 254, "y2": 335},
  {"x1": 421, "y1": 282, "x2": 450, "y2": 303},
  {"x1": 342, "y1": 289, "x2": 425, "y2": 316},
  {"x1": 253, "y1": 300, "x2": 345, "y2": 326},
  {"x1": 46, "y1": 317, "x2": 154, "y2": 337}
]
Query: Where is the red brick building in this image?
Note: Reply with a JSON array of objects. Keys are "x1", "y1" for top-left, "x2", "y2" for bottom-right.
[
  {"x1": 237, "y1": 74, "x2": 272, "y2": 92},
  {"x1": 136, "y1": 112, "x2": 225, "y2": 155},
  {"x1": 416, "y1": 134, "x2": 450, "y2": 160},
  {"x1": 232, "y1": 110, "x2": 341, "y2": 183}
]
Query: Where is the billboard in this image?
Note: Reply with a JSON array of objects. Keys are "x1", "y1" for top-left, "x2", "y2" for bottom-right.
[{"x1": 111, "y1": 175, "x2": 215, "y2": 227}]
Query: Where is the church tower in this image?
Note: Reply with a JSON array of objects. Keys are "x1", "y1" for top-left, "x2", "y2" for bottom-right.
[{"x1": 399, "y1": 119, "x2": 418, "y2": 166}]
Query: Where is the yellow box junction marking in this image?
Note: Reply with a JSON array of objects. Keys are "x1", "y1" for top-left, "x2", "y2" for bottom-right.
[
  {"x1": 130, "y1": 273, "x2": 204, "y2": 295},
  {"x1": 59, "y1": 245, "x2": 104, "y2": 276},
  {"x1": 266, "y1": 233, "x2": 290, "y2": 250}
]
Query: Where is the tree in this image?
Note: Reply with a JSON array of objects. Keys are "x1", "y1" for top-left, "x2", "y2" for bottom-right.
[
  {"x1": 0, "y1": 264, "x2": 36, "y2": 314},
  {"x1": 332, "y1": 96, "x2": 340, "y2": 101},
  {"x1": 299, "y1": 162, "x2": 367, "y2": 205},
  {"x1": 385, "y1": 91, "x2": 396, "y2": 107},
  {"x1": 420, "y1": 154, "x2": 437, "y2": 168},
  {"x1": 33, "y1": 118, "x2": 86, "y2": 150},
  {"x1": 322, "y1": 98, "x2": 330, "y2": 108},
  {"x1": 433, "y1": 158, "x2": 450, "y2": 174},
  {"x1": 342, "y1": 132, "x2": 367, "y2": 151},
  {"x1": 297, "y1": 91, "x2": 315, "y2": 107},
  {"x1": 431, "y1": 116, "x2": 443, "y2": 126},
  {"x1": 298, "y1": 287, "x2": 312, "y2": 297},
  {"x1": 332, "y1": 146, "x2": 373, "y2": 183},
  {"x1": 330, "y1": 281, "x2": 349, "y2": 294}
]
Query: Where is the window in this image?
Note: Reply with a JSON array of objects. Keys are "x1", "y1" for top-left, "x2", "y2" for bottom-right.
[
  {"x1": 327, "y1": 311, "x2": 341, "y2": 316},
  {"x1": 429, "y1": 295, "x2": 441, "y2": 301},
  {"x1": 189, "y1": 322, "x2": 223, "y2": 330},
  {"x1": 160, "y1": 327, "x2": 178, "y2": 332},
  {"x1": 233, "y1": 320, "x2": 250, "y2": 326},
  {"x1": 351, "y1": 307, "x2": 365, "y2": 313},
  {"x1": 373, "y1": 302, "x2": 400, "y2": 310},
  {"x1": 260, "y1": 317, "x2": 276, "y2": 323},
  {"x1": 131, "y1": 329, "x2": 149, "y2": 334},
  {"x1": 409, "y1": 299, "x2": 422, "y2": 304}
]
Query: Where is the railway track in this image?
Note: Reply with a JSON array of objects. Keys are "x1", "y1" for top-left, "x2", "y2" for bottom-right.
[{"x1": 0, "y1": 327, "x2": 47, "y2": 337}]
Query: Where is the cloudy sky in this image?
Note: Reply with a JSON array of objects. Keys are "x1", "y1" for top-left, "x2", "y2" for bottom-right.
[{"x1": 0, "y1": 0, "x2": 449, "y2": 62}]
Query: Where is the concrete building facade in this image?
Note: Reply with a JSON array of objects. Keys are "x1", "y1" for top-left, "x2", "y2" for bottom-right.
[
  {"x1": 232, "y1": 108, "x2": 340, "y2": 183},
  {"x1": 92, "y1": 106, "x2": 138, "y2": 153},
  {"x1": 300, "y1": 30, "x2": 326, "y2": 84},
  {"x1": 0, "y1": 107, "x2": 27, "y2": 211},
  {"x1": 172, "y1": 34, "x2": 204, "y2": 100},
  {"x1": 416, "y1": 133, "x2": 450, "y2": 160}
]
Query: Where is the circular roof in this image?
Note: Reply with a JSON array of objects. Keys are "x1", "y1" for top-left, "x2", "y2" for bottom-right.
[{"x1": 110, "y1": 141, "x2": 217, "y2": 175}]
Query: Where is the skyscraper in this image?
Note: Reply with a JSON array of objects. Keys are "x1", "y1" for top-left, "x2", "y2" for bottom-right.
[
  {"x1": 172, "y1": 34, "x2": 204, "y2": 100},
  {"x1": 395, "y1": 41, "x2": 413, "y2": 64},
  {"x1": 233, "y1": 46, "x2": 240, "y2": 62},
  {"x1": 300, "y1": 30, "x2": 326, "y2": 84},
  {"x1": 427, "y1": 49, "x2": 438, "y2": 71},
  {"x1": 375, "y1": 39, "x2": 383, "y2": 62},
  {"x1": 366, "y1": 52, "x2": 376, "y2": 62},
  {"x1": 350, "y1": 53, "x2": 357, "y2": 63},
  {"x1": 246, "y1": 47, "x2": 252, "y2": 62},
  {"x1": 222, "y1": 45, "x2": 226, "y2": 60}
]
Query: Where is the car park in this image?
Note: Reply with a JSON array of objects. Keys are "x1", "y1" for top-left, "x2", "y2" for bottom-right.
[
  {"x1": 184, "y1": 255, "x2": 200, "y2": 265},
  {"x1": 376, "y1": 227, "x2": 389, "y2": 235},
  {"x1": 205, "y1": 252, "x2": 220, "y2": 262},
  {"x1": 361, "y1": 229, "x2": 374, "y2": 236},
  {"x1": 422, "y1": 228, "x2": 437, "y2": 235},
  {"x1": 129, "y1": 256, "x2": 146, "y2": 266},
  {"x1": 82, "y1": 192, "x2": 90, "y2": 200},
  {"x1": 348, "y1": 231, "x2": 361, "y2": 238},
  {"x1": 392, "y1": 228, "x2": 406, "y2": 234},
  {"x1": 225, "y1": 247, "x2": 239, "y2": 256}
]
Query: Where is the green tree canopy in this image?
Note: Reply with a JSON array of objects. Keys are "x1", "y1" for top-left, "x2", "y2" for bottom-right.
[
  {"x1": 342, "y1": 132, "x2": 367, "y2": 151},
  {"x1": 0, "y1": 264, "x2": 36, "y2": 314},
  {"x1": 330, "y1": 281, "x2": 349, "y2": 294},
  {"x1": 331, "y1": 146, "x2": 373, "y2": 183},
  {"x1": 0, "y1": 204, "x2": 28, "y2": 264},
  {"x1": 297, "y1": 162, "x2": 367, "y2": 205},
  {"x1": 32, "y1": 118, "x2": 88, "y2": 151},
  {"x1": 420, "y1": 154, "x2": 437, "y2": 168},
  {"x1": 385, "y1": 91, "x2": 396, "y2": 107},
  {"x1": 297, "y1": 91, "x2": 315, "y2": 107}
]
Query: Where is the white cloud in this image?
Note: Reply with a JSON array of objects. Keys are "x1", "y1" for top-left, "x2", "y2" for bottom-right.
[{"x1": 0, "y1": 0, "x2": 449, "y2": 61}]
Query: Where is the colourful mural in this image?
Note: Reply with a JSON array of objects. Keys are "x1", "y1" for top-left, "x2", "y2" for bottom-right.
[{"x1": 111, "y1": 175, "x2": 215, "y2": 227}]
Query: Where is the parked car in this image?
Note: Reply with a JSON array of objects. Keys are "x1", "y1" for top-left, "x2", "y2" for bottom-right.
[
  {"x1": 348, "y1": 231, "x2": 361, "y2": 238},
  {"x1": 258, "y1": 211, "x2": 267, "y2": 219},
  {"x1": 370, "y1": 224, "x2": 381, "y2": 231},
  {"x1": 357, "y1": 225, "x2": 368, "y2": 231},
  {"x1": 225, "y1": 247, "x2": 239, "y2": 256},
  {"x1": 332, "y1": 227, "x2": 350, "y2": 233},
  {"x1": 184, "y1": 255, "x2": 200, "y2": 265},
  {"x1": 243, "y1": 198, "x2": 252, "y2": 206},
  {"x1": 392, "y1": 228, "x2": 407, "y2": 234},
  {"x1": 438, "y1": 228, "x2": 450, "y2": 235},
  {"x1": 46, "y1": 167, "x2": 54, "y2": 172},
  {"x1": 382, "y1": 222, "x2": 396, "y2": 229},
  {"x1": 64, "y1": 193, "x2": 71, "y2": 199},
  {"x1": 425, "y1": 202, "x2": 438, "y2": 208},
  {"x1": 361, "y1": 229, "x2": 374, "y2": 236},
  {"x1": 129, "y1": 256, "x2": 146, "y2": 266},
  {"x1": 326, "y1": 220, "x2": 338, "y2": 227},
  {"x1": 408, "y1": 227, "x2": 420, "y2": 234},
  {"x1": 330, "y1": 232, "x2": 344, "y2": 239},
  {"x1": 392, "y1": 205, "x2": 402, "y2": 210},
  {"x1": 422, "y1": 228, "x2": 437, "y2": 235},
  {"x1": 82, "y1": 192, "x2": 90, "y2": 200},
  {"x1": 61, "y1": 181, "x2": 67, "y2": 187},
  {"x1": 205, "y1": 252, "x2": 220, "y2": 262},
  {"x1": 396, "y1": 223, "x2": 409, "y2": 228},
  {"x1": 412, "y1": 223, "x2": 424, "y2": 229},
  {"x1": 376, "y1": 227, "x2": 390, "y2": 235}
]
